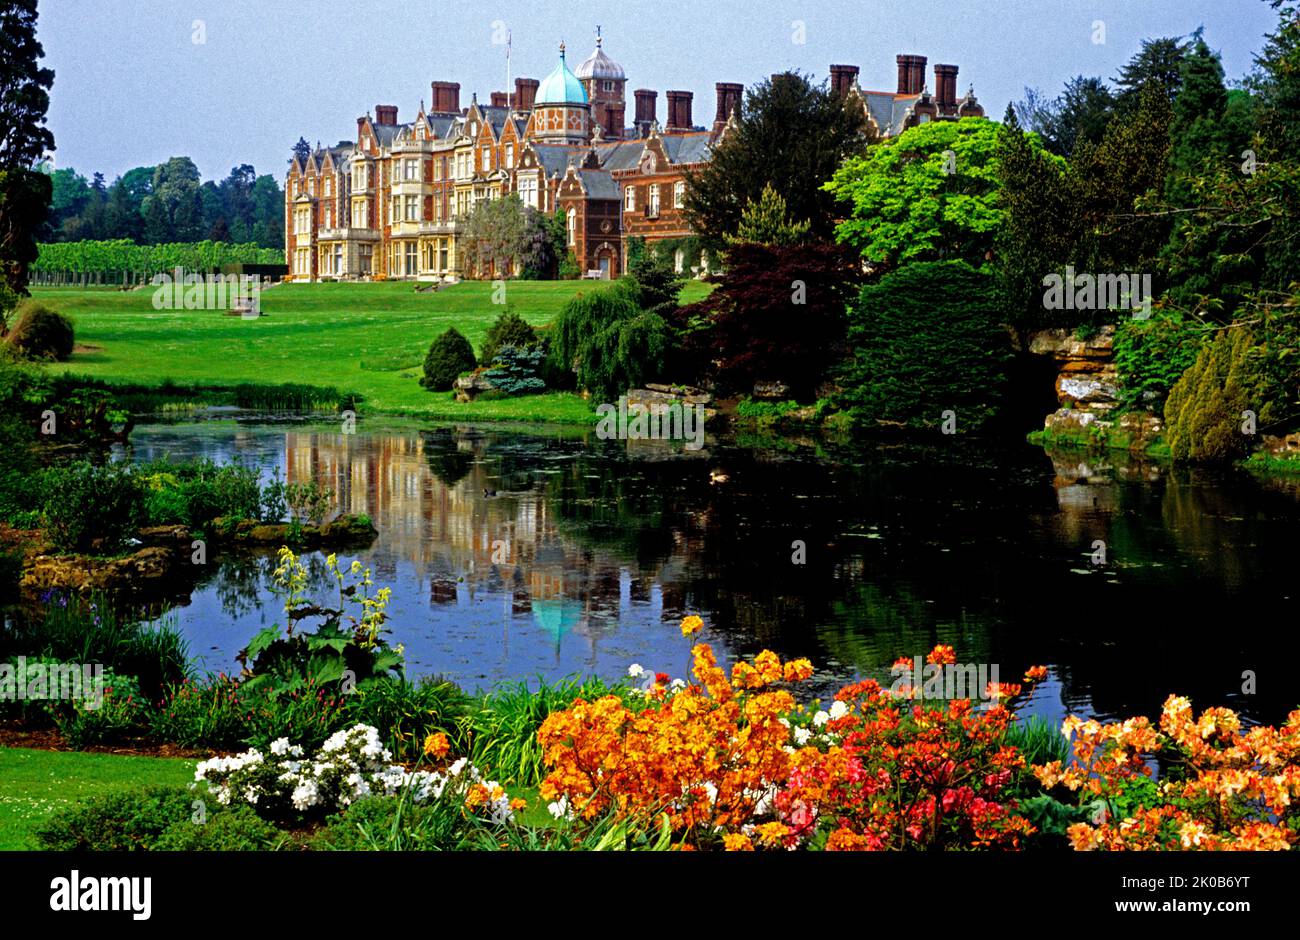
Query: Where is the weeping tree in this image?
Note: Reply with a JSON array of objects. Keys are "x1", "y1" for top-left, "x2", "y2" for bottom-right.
[{"x1": 546, "y1": 280, "x2": 669, "y2": 401}]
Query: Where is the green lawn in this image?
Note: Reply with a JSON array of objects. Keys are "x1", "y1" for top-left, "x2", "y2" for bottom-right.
[
  {"x1": 34, "y1": 279, "x2": 713, "y2": 423},
  {"x1": 0, "y1": 747, "x2": 196, "y2": 850}
]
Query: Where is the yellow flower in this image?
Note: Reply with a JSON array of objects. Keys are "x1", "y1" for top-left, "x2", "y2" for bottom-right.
[{"x1": 681, "y1": 615, "x2": 704, "y2": 637}]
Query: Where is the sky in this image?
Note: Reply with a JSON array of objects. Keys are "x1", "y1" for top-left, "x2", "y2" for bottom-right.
[{"x1": 39, "y1": 0, "x2": 1283, "y2": 184}]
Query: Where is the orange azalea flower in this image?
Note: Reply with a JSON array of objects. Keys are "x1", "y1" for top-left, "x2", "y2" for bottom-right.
[
  {"x1": 722, "y1": 832, "x2": 754, "y2": 851},
  {"x1": 1023, "y1": 665, "x2": 1049, "y2": 683},
  {"x1": 927, "y1": 645, "x2": 957, "y2": 666},
  {"x1": 681, "y1": 615, "x2": 704, "y2": 637},
  {"x1": 423, "y1": 732, "x2": 451, "y2": 759}
]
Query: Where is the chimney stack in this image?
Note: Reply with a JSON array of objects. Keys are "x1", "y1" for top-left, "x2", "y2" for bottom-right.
[
  {"x1": 375, "y1": 105, "x2": 398, "y2": 126},
  {"x1": 634, "y1": 88, "x2": 657, "y2": 137},
  {"x1": 490, "y1": 91, "x2": 508, "y2": 108},
  {"x1": 604, "y1": 105, "x2": 625, "y2": 138},
  {"x1": 934, "y1": 64, "x2": 959, "y2": 114},
  {"x1": 896, "y1": 54, "x2": 927, "y2": 95},
  {"x1": 357, "y1": 116, "x2": 367, "y2": 141},
  {"x1": 666, "y1": 90, "x2": 694, "y2": 132},
  {"x1": 829, "y1": 64, "x2": 859, "y2": 98},
  {"x1": 713, "y1": 82, "x2": 743, "y2": 133},
  {"x1": 430, "y1": 81, "x2": 461, "y2": 114},
  {"x1": 514, "y1": 77, "x2": 539, "y2": 110}
]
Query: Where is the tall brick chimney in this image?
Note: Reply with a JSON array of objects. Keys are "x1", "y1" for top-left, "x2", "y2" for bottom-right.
[
  {"x1": 357, "y1": 116, "x2": 367, "y2": 140},
  {"x1": 896, "y1": 54, "x2": 926, "y2": 95},
  {"x1": 375, "y1": 105, "x2": 398, "y2": 126},
  {"x1": 490, "y1": 91, "x2": 508, "y2": 108},
  {"x1": 430, "y1": 81, "x2": 461, "y2": 114},
  {"x1": 514, "y1": 77, "x2": 539, "y2": 110},
  {"x1": 934, "y1": 64, "x2": 959, "y2": 114},
  {"x1": 634, "y1": 88, "x2": 657, "y2": 137},
  {"x1": 713, "y1": 82, "x2": 743, "y2": 133},
  {"x1": 829, "y1": 64, "x2": 859, "y2": 98},
  {"x1": 604, "y1": 105, "x2": 625, "y2": 138},
  {"x1": 666, "y1": 90, "x2": 693, "y2": 132}
]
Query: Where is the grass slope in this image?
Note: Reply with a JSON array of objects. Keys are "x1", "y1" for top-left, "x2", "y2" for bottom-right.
[
  {"x1": 0, "y1": 747, "x2": 195, "y2": 850},
  {"x1": 35, "y1": 279, "x2": 712, "y2": 423}
]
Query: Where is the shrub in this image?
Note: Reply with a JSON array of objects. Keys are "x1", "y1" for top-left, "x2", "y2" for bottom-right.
[
  {"x1": 838, "y1": 261, "x2": 1012, "y2": 431},
  {"x1": 138, "y1": 459, "x2": 264, "y2": 528},
  {"x1": 40, "y1": 461, "x2": 145, "y2": 553},
  {"x1": 195, "y1": 724, "x2": 517, "y2": 825},
  {"x1": 1164, "y1": 326, "x2": 1277, "y2": 461},
  {"x1": 151, "y1": 677, "x2": 250, "y2": 750},
  {"x1": 484, "y1": 345, "x2": 546, "y2": 396},
  {"x1": 480, "y1": 310, "x2": 539, "y2": 364},
  {"x1": 1114, "y1": 311, "x2": 1207, "y2": 409},
  {"x1": 49, "y1": 670, "x2": 148, "y2": 749},
  {"x1": 151, "y1": 804, "x2": 286, "y2": 851},
  {"x1": 4, "y1": 301, "x2": 74, "y2": 361},
  {"x1": 34, "y1": 785, "x2": 195, "y2": 851},
  {"x1": 310, "y1": 793, "x2": 470, "y2": 851},
  {"x1": 420, "y1": 328, "x2": 476, "y2": 391}
]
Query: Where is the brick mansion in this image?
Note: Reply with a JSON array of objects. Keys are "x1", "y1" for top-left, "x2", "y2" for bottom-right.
[{"x1": 284, "y1": 35, "x2": 984, "y2": 282}]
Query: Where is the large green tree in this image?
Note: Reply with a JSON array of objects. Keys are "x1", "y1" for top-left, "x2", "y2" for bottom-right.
[
  {"x1": 824, "y1": 116, "x2": 1003, "y2": 271},
  {"x1": 684, "y1": 71, "x2": 871, "y2": 245},
  {"x1": 0, "y1": 0, "x2": 54, "y2": 326}
]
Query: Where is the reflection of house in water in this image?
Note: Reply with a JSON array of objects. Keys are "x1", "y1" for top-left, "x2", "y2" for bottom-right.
[{"x1": 281, "y1": 431, "x2": 677, "y2": 654}]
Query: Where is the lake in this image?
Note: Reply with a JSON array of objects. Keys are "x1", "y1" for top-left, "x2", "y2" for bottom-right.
[{"x1": 116, "y1": 415, "x2": 1300, "y2": 727}]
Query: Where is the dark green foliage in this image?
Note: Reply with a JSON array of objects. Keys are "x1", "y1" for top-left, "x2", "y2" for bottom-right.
[
  {"x1": 40, "y1": 462, "x2": 144, "y2": 553},
  {"x1": 151, "y1": 804, "x2": 285, "y2": 851},
  {"x1": 684, "y1": 71, "x2": 871, "y2": 245},
  {"x1": 1164, "y1": 327, "x2": 1278, "y2": 461},
  {"x1": 151, "y1": 678, "x2": 249, "y2": 750},
  {"x1": 34, "y1": 785, "x2": 194, "y2": 851},
  {"x1": 1114, "y1": 311, "x2": 1207, "y2": 408},
  {"x1": 420, "y1": 327, "x2": 476, "y2": 392},
  {"x1": 484, "y1": 345, "x2": 546, "y2": 395},
  {"x1": 1016, "y1": 76, "x2": 1116, "y2": 157},
  {"x1": 993, "y1": 107, "x2": 1075, "y2": 329},
  {"x1": 4, "y1": 301, "x2": 73, "y2": 360},
  {"x1": 49, "y1": 670, "x2": 147, "y2": 749},
  {"x1": 2, "y1": 596, "x2": 191, "y2": 703},
  {"x1": 343, "y1": 677, "x2": 472, "y2": 762},
  {"x1": 479, "y1": 309, "x2": 538, "y2": 364},
  {"x1": 625, "y1": 251, "x2": 684, "y2": 319},
  {"x1": 1113, "y1": 36, "x2": 1191, "y2": 113},
  {"x1": 839, "y1": 261, "x2": 1011, "y2": 431},
  {"x1": 546, "y1": 281, "x2": 669, "y2": 400},
  {"x1": 137, "y1": 458, "x2": 263, "y2": 527},
  {"x1": 310, "y1": 794, "x2": 467, "y2": 851}
]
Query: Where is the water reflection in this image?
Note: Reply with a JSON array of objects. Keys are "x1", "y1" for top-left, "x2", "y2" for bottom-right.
[{"x1": 119, "y1": 419, "x2": 1300, "y2": 727}]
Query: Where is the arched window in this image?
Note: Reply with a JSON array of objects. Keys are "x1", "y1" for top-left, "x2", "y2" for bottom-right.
[{"x1": 566, "y1": 208, "x2": 576, "y2": 247}]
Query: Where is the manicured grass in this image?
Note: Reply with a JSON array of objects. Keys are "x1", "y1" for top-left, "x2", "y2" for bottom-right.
[
  {"x1": 35, "y1": 279, "x2": 713, "y2": 423},
  {"x1": 0, "y1": 747, "x2": 196, "y2": 850}
]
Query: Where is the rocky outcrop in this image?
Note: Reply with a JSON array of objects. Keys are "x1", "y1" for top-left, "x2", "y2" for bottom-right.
[
  {"x1": 625, "y1": 383, "x2": 715, "y2": 418},
  {"x1": 21, "y1": 546, "x2": 189, "y2": 597},
  {"x1": 1030, "y1": 325, "x2": 1163, "y2": 451}
]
